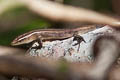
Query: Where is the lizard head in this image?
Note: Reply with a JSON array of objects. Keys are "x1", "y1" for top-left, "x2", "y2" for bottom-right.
[{"x1": 11, "y1": 33, "x2": 37, "y2": 46}]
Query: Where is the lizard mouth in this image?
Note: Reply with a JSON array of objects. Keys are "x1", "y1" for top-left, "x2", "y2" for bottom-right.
[{"x1": 11, "y1": 40, "x2": 17, "y2": 46}]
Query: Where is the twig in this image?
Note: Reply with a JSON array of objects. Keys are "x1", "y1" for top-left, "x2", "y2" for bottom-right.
[
  {"x1": 0, "y1": 46, "x2": 25, "y2": 56},
  {"x1": 20, "y1": 0, "x2": 120, "y2": 27},
  {"x1": 89, "y1": 35, "x2": 120, "y2": 80}
]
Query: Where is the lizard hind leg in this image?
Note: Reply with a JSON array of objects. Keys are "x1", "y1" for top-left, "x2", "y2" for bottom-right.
[{"x1": 73, "y1": 35, "x2": 86, "y2": 51}]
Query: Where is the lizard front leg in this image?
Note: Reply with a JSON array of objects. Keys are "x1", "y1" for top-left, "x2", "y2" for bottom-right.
[
  {"x1": 31, "y1": 38, "x2": 43, "y2": 49},
  {"x1": 73, "y1": 35, "x2": 86, "y2": 51},
  {"x1": 26, "y1": 37, "x2": 43, "y2": 54}
]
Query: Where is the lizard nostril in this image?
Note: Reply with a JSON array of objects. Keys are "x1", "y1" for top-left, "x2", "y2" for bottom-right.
[{"x1": 11, "y1": 39, "x2": 18, "y2": 46}]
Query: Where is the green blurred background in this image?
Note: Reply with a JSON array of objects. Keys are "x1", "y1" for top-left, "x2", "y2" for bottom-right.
[{"x1": 0, "y1": 0, "x2": 118, "y2": 46}]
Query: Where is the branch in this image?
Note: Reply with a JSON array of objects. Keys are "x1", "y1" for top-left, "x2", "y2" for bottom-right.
[
  {"x1": 0, "y1": 46, "x2": 25, "y2": 56},
  {"x1": 20, "y1": 0, "x2": 120, "y2": 27}
]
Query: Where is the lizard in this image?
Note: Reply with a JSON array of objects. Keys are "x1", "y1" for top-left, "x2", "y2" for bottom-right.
[{"x1": 11, "y1": 25, "x2": 99, "y2": 51}]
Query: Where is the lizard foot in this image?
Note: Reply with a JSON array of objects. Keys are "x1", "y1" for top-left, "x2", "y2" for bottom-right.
[{"x1": 73, "y1": 35, "x2": 86, "y2": 51}]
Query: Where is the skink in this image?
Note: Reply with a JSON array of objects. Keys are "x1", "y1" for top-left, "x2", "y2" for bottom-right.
[{"x1": 11, "y1": 25, "x2": 98, "y2": 51}]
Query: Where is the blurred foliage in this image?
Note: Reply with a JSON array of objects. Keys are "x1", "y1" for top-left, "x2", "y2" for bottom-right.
[
  {"x1": 64, "y1": 0, "x2": 113, "y2": 12},
  {"x1": 0, "y1": 6, "x2": 51, "y2": 45},
  {"x1": 93, "y1": 0, "x2": 113, "y2": 12},
  {"x1": 0, "y1": 0, "x2": 115, "y2": 46}
]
